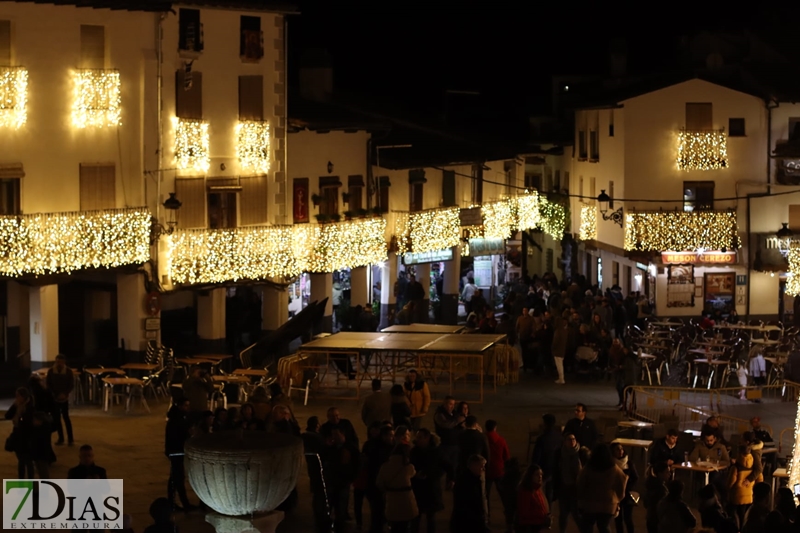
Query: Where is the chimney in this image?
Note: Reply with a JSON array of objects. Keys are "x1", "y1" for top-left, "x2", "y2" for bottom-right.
[
  {"x1": 299, "y1": 48, "x2": 333, "y2": 103},
  {"x1": 609, "y1": 38, "x2": 627, "y2": 78}
]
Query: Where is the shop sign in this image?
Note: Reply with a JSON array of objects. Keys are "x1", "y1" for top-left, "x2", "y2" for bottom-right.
[
  {"x1": 661, "y1": 251, "x2": 736, "y2": 264},
  {"x1": 403, "y1": 248, "x2": 453, "y2": 265},
  {"x1": 466, "y1": 238, "x2": 505, "y2": 257}
]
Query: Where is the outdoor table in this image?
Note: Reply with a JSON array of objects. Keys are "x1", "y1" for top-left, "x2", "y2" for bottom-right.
[
  {"x1": 101, "y1": 377, "x2": 149, "y2": 414},
  {"x1": 196, "y1": 354, "x2": 234, "y2": 360},
  {"x1": 213, "y1": 374, "x2": 252, "y2": 403},
  {"x1": 382, "y1": 324, "x2": 465, "y2": 333},
  {"x1": 673, "y1": 461, "x2": 729, "y2": 485},
  {"x1": 233, "y1": 368, "x2": 269, "y2": 377},
  {"x1": 694, "y1": 341, "x2": 727, "y2": 348},
  {"x1": 751, "y1": 339, "x2": 780, "y2": 346},
  {"x1": 772, "y1": 467, "x2": 789, "y2": 507},
  {"x1": 120, "y1": 363, "x2": 159, "y2": 371},
  {"x1": 684, "y1": 429, "x2": 701, "y2": 437},
  {"x1": 612, "y1": 438, "x2": 653, "y2": 451},
  {"x1": 639, "y1": 353, "x2": 658, "y2": 385},
  {"x1": 618, "y1": 420, "x2": 654, "y2": 429},
  {"x1": 650, "y1": 321, "x2": 681, "y2": 327},
  {"x1": 84, "y1": 368, "x2": 126, "y2": 402},
  {"x1": 691, "y1": 359, "x2": 729, "y2": 388}
]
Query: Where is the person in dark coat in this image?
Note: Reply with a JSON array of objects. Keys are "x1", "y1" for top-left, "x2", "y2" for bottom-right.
[
  {"x1": 562, "y1": 403, "x2": 598, "y2": 449},
  {"x1": 612, "y1": 442, "x2": 639, "y2": 533},
  {"x1": 645, "y1": 462, "x2": 670, "y2": 533},
  {"x1": 456, "y1": 416, "x2": 490, "y2": 478},
  {"x1": 30, "y1": 411, "x2": 54, "y2": 478},
  {"x1": 164, "y1": 398, "x2": 196, "y2": 511},
  {"x1": 390, "y1": 384, "x2": 413, "y2": 429},
  {"x1": 450, "y1": 454, "x2": 490, "y2": 533},
  {"x1": 302, "y1": 417, "x2": 330, "y2": 533},
  {"x1": 365, "y1": 425, "x2": 395, "y2": 533},
  {"x1": 697, "y1": 484, "x2": 738, "y2": 533},
  {"x1": 46, "y1": 354, "x2": 75, "y2": 445},
  {"x1": 28, "y1": 375, "x2": 57, "y2": 464},
  {"x1": 410, "y1": 428, "x2": 453, "y2": 533},
  {"x1": 433, "y1": 396, "x2": 464, "y2": 484},
  {"x1": 67, "y1": 444, "x2": 108, "y2": 479},
  {"x1": 553, "y1": 434, "x2": 584, "y2": 533},
  {"x1": 649, "y1": 429, "x2": 681, "y2": 466},
  {"x1": 5, "y1": 387, "x2": 35, "y2": 478},
  {"x1": 321, "y1": 407, "x2": 359, "y2": 449},
  {"x1": 532, "y1": 413, "x2": 563, "y2": 503},
  {"x1": 322, "y1": 425, "x2": 360, "y2": 533}
]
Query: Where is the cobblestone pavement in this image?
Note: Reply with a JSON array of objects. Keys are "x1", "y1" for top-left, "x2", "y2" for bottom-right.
[{"x1": 0, "y1": 372, "x2": 795, "y2": 532}]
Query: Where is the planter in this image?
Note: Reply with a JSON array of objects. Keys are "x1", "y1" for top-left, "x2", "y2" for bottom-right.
[{"x1": 185, "y1": 430, "x2": 303, "y2": 517}]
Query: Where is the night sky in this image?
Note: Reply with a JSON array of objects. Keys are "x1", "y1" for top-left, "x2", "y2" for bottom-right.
[{"x1": 288, "y1": 3, "x2": 799, "y2": 138}]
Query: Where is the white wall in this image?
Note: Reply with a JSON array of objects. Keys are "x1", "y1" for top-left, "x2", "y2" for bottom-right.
[{"x1": 0, "y1": 3, "x2": 153, "y2": 213}]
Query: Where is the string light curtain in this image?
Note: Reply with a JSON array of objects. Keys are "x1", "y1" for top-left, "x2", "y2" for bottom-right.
[
  {"x1": 512, "y1": 193, "x2": 541, "y2": 232},
  {"x1": 789, "y1": 380, "x2": 800, "y2": 488},
  {"x1": 174, "y1": 117, "x2": 210, "y2": 172},
  {"x1": 0, "y1": 208, "x2": 150, "y2": 276},
  {"x1": 677, "y1": 129, "x2": 728, "y2": 171},
  {"x1": 624, "y1": 210, "x2": 740, "y2": 252},
  {"x1": 786, "y1": 248, "x2": 800, "y2": 296},
  {"x1": 168, "y1": 218, "x2": 387, "y2": 284},
  {"x1": 72, "y1": 69, "x2": 121, "y2": 128},
  {"x1": 482, "y1": 200, "x2": 514, "y2": 239},
  {"x1": 394, "y1": 207, "x2": 461, "y2": 255},
  {"x1": 579, "y1": 203, "x2": 597, "y2": 241},
  {"x1": 0, "y1": 67, "x2": 28, "y2": 128},
  {"x1": 236, "y1": 120, "x2": 271, "y2": 173},
  {"x1": 538, "y1": 198, "x2": 567, "y2": 239}
]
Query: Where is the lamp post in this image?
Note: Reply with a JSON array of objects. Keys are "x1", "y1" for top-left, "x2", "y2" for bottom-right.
[
  {"x1": 597, "y1": 189, "x2": 623, "y2": 227},
  {"x1": 151, "y1": 192, "x2": 182, "y2": 244}
]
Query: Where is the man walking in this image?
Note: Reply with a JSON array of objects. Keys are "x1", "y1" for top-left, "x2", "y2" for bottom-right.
[
  {"x1": 403, "y1": 369, "x2": 431, "y2": 431},
  {"x1": 47, "y1": 354, "x2": 74, "y2": 445},
  {"x1": 361, "y1": 379, "x2": 392, "y2": 428}
]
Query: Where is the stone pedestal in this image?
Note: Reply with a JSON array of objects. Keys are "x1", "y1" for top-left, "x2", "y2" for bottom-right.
[{"x1": 206, "y1": 511, "x2": 284, "y2": 533}]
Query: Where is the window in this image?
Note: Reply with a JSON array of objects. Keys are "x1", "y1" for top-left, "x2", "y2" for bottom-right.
[
  {"x1": 590, "y1": 177, "x2": 596, "y2": 199},
  {"x1": 442, "y1": 169, "x2": 456, "y2": 207},
  {"x1": 589, "y1": 131, "x2": 599, "y2": 161},
  {"x1": 240, "y1": 16, "x2": 263, "y2": 61},
  {"x1": 175, "y1": 70, "x2": 203, "y2": 119},
  {"x1": 609, "y1": 123, "x2": 614, "y2": 137},
  {"x1": 409, "y1": 169, "x2": 425, "y2": 212},
  {"x1": 729, "y1": 118, "x2": 745, "y2": 137},
  {"x1": 554, "y1": 170, "x2": 561, "y2": 192},
  {"x1": 504, "y1": 160, "x2": 515, "y2": 195},
  {"x1": 789, "y1": 205, "x2": 800, "y2": 231},
  {"x1": 790, "y1": 118, "x2": 800, "y2": 142},
  {"x1": 347, "y1": 175, "x2": 363, "y2": 212},
  {"x1": 0, "y1": 21, "x2": 10, "y2": 66},
  {"x1": 579, "y1": 176, "x2": 584, "y2": 198},
  {"x1": 319, "y1": 176, "x2": 340, "y2": 216},
  {"x1": 578, "y1": 130, "x2": 587, "y2": 159},
  {"x1": 0, "y1": 178, "x2": 19, "y2": 215},
  {"x1": 563, "y1": 171, "x2": 570, "y2": 194},
  {"x1": 377, "y1": 176, "x2": 390, "y2": 211},
  {"x1": 79, "y1": 164, "x2": 115, "y2": 211},
  {"x1": 80, "y1": 25, "x2": 105, "y2": 69},
  {"x1": 208, "y1": 191, "x2": 237, "y2": 229},
  {"x1": 178, "y1": 9, "x2": 203, "y2": 53},
  {"x1": 683, "y1": 181, "x2": 714, "y2": 212},
  {"x1": 175, "y1": 178, "x2": 205, "y2": 228},
  {"x1": 239, "y1": 175, "x2": 267, "y2": 225},
  {"x1": 238, "y1": 75, "x2": 263, "y2": 120},
  {"x1": 609, "y1": 180, "x2": 614, "y2": 208},
  {"x1": 544, "y1": 169, "x2": 552, "y2": 192},
  {"x1": 525, "y1": 173, "x2": 541, "y2": 191},
  {"x1": 471, "y1": 164, "x2": 483, "y2": 204},
  {"x1": 686, "y1": 103, "x2": 712, "y2": 130}
]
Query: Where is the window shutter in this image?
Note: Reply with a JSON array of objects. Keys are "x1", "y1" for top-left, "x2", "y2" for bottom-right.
[
  {"x1": 240, "y1": 175, "x2": 267, "y2": 225},
  {"x1": 79, "y1": 164, "x2": 115, "y2": 211},
  {"x1": 0, "y1": 21, "x2": 10, "y2": 66},
  {"x1": 80, "y1": 25, "x2": 105, "y2": 69},
  {"x1": 442, "y1": 170, "x2": 455, "y2": 207},
  {"x1": 789, "y1": 205, "x2": 800, "y2": 232},
  {"x1": 686, "y1": 103, "x2": 712, "y2": 131},
  {"x1": 238, "y1": 75, "x2": 263, "y2": 121},
  {"x1": 176, "y1": 71, "x2": 203, "y2": 120},
  {"x1": 175, "y1": 178, "x2": 206, "y2": 228}
]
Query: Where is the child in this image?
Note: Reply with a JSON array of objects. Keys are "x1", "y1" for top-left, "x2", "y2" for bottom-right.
[
  {"x1": 728, "y1": 444, "x2": 755, "y2": 528},
  {"x1": 516, "y1": 464, "x2": 551, "y2": 533}
]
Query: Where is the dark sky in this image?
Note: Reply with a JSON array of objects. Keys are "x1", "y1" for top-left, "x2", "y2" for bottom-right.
[{"x1": 287, "y1": 3, "x2": 794, "y2": 135}]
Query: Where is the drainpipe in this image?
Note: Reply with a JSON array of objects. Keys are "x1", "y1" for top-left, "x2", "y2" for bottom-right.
[
  {"x1": 767, "y1": 99, "x2": 779, "y2": 186},
  {"x1": 157, "y1": 13, "x2": 165, "y2": 223},
  {"x1": 746, "y1": 193, "x2": 752, "y2": 321},
  {"x1": 283, "y1": 16, "x2": 289, "y2": 224}
]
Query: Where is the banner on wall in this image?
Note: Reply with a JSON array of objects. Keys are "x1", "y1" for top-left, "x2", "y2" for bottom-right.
[
  {"x1": 293, "y1": 178, "x2": 309, "y2": 223},
  {"x1": 466, "y1": 238, "x2": 505, "y2": 257}
]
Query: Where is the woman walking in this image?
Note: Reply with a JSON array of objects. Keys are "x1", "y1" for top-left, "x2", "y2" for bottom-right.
[
  {"x1": 576, "y1": 444, "x2": 627, "y2": 533},
  {"x1": 5, "y1": 387, "x2": 36, "y2": 478},
  {"x1": 516, "y1": 464, "x2": 551, "y2": 533},
  {"x1": 611, "y1": 442, "x2": 638, "y2": 533},
  {"x1": 377, "y1": 444, "x2": 418, "y2": 533}
]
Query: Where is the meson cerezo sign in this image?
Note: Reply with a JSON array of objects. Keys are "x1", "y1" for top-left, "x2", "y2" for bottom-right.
[{"x1": 4, "y1": 479, "x2": 123, "y2": 530}]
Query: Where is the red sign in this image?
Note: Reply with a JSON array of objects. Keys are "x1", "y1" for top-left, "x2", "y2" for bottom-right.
[
  {"x1": 661, "y1": 251, "x2": 736, "y2": 264},
  {"x1": 293, "y1": 178, "x2": 309, "y2": 223}
]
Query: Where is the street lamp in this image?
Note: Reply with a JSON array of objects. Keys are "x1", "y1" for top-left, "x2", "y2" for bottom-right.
[
  {"x1": 776, "y1": 222, "x2": 794, "y2": 257},
  {"x1": 597, "y1": 189, "x2": 623, "y2": 227},
  {"x1": 151, "y1": 192, "x2": 182, "y2": 244}
]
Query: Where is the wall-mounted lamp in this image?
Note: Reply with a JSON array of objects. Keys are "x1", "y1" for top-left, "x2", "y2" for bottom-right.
[
  {"x1": 327, "y1": 161, "x2": 334, "y2": 174},
  {"x1": 776, "y1": 222, "x2": 794, "y2": 257},
  {"x1": 151, "y1": 192, "x2": 182, "y2": 244},
  {"x1": 597, "y1": 189, "x2": 623, "y2": 227}
]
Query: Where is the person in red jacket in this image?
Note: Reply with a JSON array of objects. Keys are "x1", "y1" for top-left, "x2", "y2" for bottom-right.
[
  {"x1": 516, "y1": 464, "x2": 551, "y2": 532},
  {"x1": 486, "y1": 419, "x2": 511, "y2": 521}
]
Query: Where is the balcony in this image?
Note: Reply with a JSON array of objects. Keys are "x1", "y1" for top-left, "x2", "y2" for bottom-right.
[
  {"x1": 0, "y1": 66, "x2": 28, "y2": 128},
  {"x1": 166, "y1": 217, "x2": 387, "y2": 284},
  {"x1": 72, "y1": 69, "x2": 121, "y2": 128},
  {"x1": 677, "y1": 129, "x2": 728, "y2": 171},
  {"x1": 624, "y1": 209, "x2": 740, "y2": 252},
  {"x1": 0, "y1": 207, "x2": 151, "y2": 277}
]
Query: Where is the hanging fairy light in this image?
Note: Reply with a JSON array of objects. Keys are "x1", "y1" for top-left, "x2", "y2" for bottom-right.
[
  {"x1": 677, "y1": 129, "x2": 728, "y2": 171},
  {"x1": 236, "y1": 120, "x2": 271, "y2": 173},
  {"x1": 512, "y1": 193, "x2": 541, "y2": 231},
  {"x1": 174, "y1": 117, "x2": 210, "y2": 172},
  {"x1": 786, "y1": 247, "x2": 800, "y2": 296},
  {"x1": 579, "y1": 203, "x2": 597, "y2": 240},
  {"x1": 482, "y1": 200, "x2": 514, "y2": 239},
  {"x1": 394, "y1": 207, "x2": 460, "y2": 255},
  {"x1": 0, "y1": 67, "x2": 28, "y2": 128},
  {"x1": 537, "y1": 197, "x2": 566, "y2": 239},
  {"x1": 624, "y1": 210, "x2": 740, "y2": 252},
  {"x1": 72, "y1": 69, "x2": 121, "y2": 128}
]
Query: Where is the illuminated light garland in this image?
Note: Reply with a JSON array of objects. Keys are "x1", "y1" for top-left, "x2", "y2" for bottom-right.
[
  {"x1": 167, "y1": 218, "x2": 388, "y2": 284},
  {"x1": 512, "y1": 193, "x2": 541, "y2": 232},
  {"x1": 538, "y1": 198, "x2": 567, "y2": 239},
  {"x1": 0, "y1": 208, "x2": 150, "y2": 276},
  {"x1": 460, "y1": 225, "x2": 485, "y2": 257},
  {"x1": 71, "y1": 69, "x2": 121, "y2": 128},
  {"x1": 174, "y1": 117, "x2": 210, "y2": 172},
  {"x1": 789, "y1": 377, "x2": 800, "y2": 489},
  {"x1": 482, "y1": 200, "x2": 514, "y2": 239},
  {"x1": 0, "y1": 67, "x2": 28, "y2": 128},
  {"x1": 400, "y1": 207, "x2": 461, "y2": 255},
  {"x1": 236, "y1": 120, "x2": 271, "y2": 173},
  {"x1": 677, "y1": 129, "x2": 728, "y2": 171},
  {"x1": 786, "y1": 248, "x2": 800, "y2": 296},
  {"x1": 394, "y1": 212, "x2": 411, "y2": 256},
  {"x1": 624, "y1": 210, "x2": 740, "y2": 252},
  {"x1": 579, "y1": 203, "x2": 597, "y2": 241}
]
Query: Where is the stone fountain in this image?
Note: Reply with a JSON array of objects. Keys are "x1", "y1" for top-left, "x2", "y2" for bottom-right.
[{"x1": 185, "y1": 430, "x2": 303, "y2": 533}]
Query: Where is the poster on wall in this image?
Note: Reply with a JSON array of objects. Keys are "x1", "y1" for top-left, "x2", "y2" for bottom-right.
[
  {"x1": 667, "y1": 264, "x2": 695, "y2": 308},
  {"x1": 473, "y1": 256, "x2": 493, "y2": 288},
  {"x1": 293, "y1": 178, "x2": 309, "y2": 223}
]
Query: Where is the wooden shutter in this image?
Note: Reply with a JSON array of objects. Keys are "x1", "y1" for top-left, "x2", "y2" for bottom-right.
[
  {"x1": 176, "y1": 71, "x2": 203, "y2": 120},
  {"x1": 686, "y1": 103, "x2": 712, "y2": 131},
  {"x1": 239, "y1": 75, "x2": 263, "y2": 120},
  {"x1": 0, "y1": 21, "x2": 10, "y2": 66},
  {"x1": 80, "y1": 25, "x2": 105, "y2": 69},
  {"x1": 442, "y1": 170, "x2": 455, "y2": 207},
  {"x1": 789, "y1": 205, "x2": 800, "y2": 232},
  {"x1": 80, "y1": 164, "x2": 115, "y2": 211},
  {"x1": 175, "y1": 178, "x2": 205, "y2": 228},
  {"x1": 348, "y1": 175, "x2": 363, "y2": 212},
  {"x1": 240, "y1": 175, "x2": 267, "y2": 225}
]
